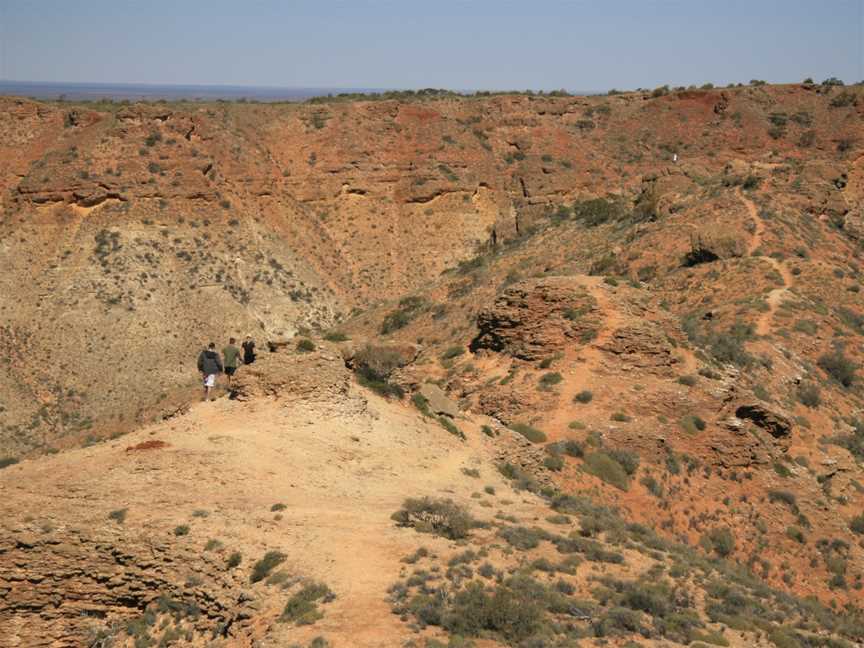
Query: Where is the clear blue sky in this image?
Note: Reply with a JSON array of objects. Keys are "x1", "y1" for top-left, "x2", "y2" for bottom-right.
[{"x1": 2, "y1": 0, "x2": 861, "y2": 90}]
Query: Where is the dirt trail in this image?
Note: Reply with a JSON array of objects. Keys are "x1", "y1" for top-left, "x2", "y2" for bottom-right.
[
  {"x1": 738, "y1": 189, "x2": 793, "y2": 336},
  {"x1": 546, "y1": 276, "x2": 626, "y2": 437},
  {"x1": 0, "y1": 369, "x2": 538, "y2": 647}
]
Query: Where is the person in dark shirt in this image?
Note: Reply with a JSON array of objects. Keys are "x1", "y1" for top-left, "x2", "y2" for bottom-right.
[
  {"x1": 242, "y1": 335, "x2": 256, "y2": 365},
  {"x1": 197, "y1": 342, "x2": 223, "y2": 400}
]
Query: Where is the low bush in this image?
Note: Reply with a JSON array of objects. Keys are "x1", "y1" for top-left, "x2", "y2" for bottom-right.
[
  {"x1": 678, "y1": 374, "x2": 697, "y2": 386},
  {"x1": 508, "y1": 422, "x2": 547, "y2": 443},
  {"x1": 573, "y1": 390, "x2": 593, "y2": 404},
  {"x1": 538, "y1": 372, "x2": 563, "y2": 389},
  {"x1": 850, "y1": 514, "x2": 864, "y2": 535},
  {"x1": 280, "y1": 581, "x2": 335, "y2": 624},
  {"x1": 226, "y1": 552, "x2": 242, "y2": 568},
  {"x1": 381, "y1": 296, "x2": 427, "y2": 334},
  {"x1": 796, "y1": 383, "x2": 821, "y2": 408},
  {"x1": 702, "y1": 527, "x2": 736, "y2": 557},
  {"x1": 391, "y1": 497, "x2": 476, "y2": 539},
  {"x1": 323, "y1": 330, "x2": 348, "y2": 342},
  {"x1": 818, "y1": 350, "x2": 858, "y2": 388},
  {"x1": 438, "y1": 416, "x2": 466, "y2": 440},
  {"x1": 251, "y1": 551, "x2": 287, "y2": 583},
  {"x1": 584, "y1": 452, "x2": 630, "y2": 490},
  {"x1": 296, "y1": 338, "x2": 315, "y2": 353},
  {"x1": 441, "y1": 346, "x2": 465, "y2": 360},
  {"x1": 108, "y1": 508, "x2": 127, "y2": 523},
  {"x1": 680, "y1": 414, "x2": 707, "y2": 434},
  {"x1": 174, "y1": 525, "x2": 190, "y2": 536},
  {"x1": 768, "y1": 490, "x2": 799, "y2": 513}
]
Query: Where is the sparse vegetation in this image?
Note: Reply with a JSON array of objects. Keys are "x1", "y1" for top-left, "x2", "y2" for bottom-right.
[
  {"x1": 251, "y1": 551, "x2": 287, "y2": 583},
  {"x1": 280, "y1": 582, "x2": 335, "y2": 625},
  {"x1": 573, "y1": 390, "x2": 593, "y2": 404},
  {"x1": 391, "y1": 497, "x2": 477, "y2": 540},
  {"x1": 508, "y1": 422, "x2": 547, "y2": 443}
]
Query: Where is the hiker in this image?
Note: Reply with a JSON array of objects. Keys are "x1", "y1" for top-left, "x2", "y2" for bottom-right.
[
  {"x1": 222, "y1": 337, "x2": 242, "y2": 386},
  {"x1": 197, "y1": 342, "x2": 223, "y2": 400},
  {"x1": 242, "y1": 335, "x2": 256, "y2": 365}
]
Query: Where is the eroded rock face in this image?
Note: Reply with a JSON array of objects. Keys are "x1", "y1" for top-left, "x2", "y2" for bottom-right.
[
  {"x1": 0, "y1": 527, "x2": 248, "y2": 648},
  {"x1": 598, "y1": 324, "x2": 678, "y2": 374},
  {"x1": 734, "y1": 404, "x2": 793, "y2": 438},
  {"x1": 470, "y1": 277, "x2": 601, "y2": 360},
  {"x1": 232, "y1": 348, "x2": 360, "y2": 413}
]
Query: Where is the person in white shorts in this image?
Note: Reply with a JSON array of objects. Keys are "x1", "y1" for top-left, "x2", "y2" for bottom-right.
[{"x1": 196, "y1": 342, "x2": 223, "y2": 400}]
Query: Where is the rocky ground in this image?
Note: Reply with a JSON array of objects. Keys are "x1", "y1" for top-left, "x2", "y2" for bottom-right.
[{"x1": 1, "y1": 82, "x2": 864, "y2": 646}]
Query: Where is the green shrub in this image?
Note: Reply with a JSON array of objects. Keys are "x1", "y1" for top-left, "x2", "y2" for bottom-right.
[
  {"x1": 768, "y1": 490, "x2": 798, "y2": 512},
  {"x1": 796, "y1": 383, "x2": 821, "y2": 408},
  {"x1": 610, "y1": 411, "x2": 631, "y2": 422},
  {"x1": 174, "y1": 525, "x2": 190, "y2": 536},
  {"x1": 251, "y1": 551, "x2": 287, "y2": 583},
  {"x1": 352, "y1": 345, "x2": 405, "y2": 398},
  {"x1": 573, "y1": 390, "x2": 593, "y2": 404},
  {"x1": 391, "y1": 497, "x2": 476, "y2": 539},
  {"x1": 849, "y1": 514, "x2": 864, "y2": 535},
  {"x1": 818, "y1": 350, "x2": 858, "y2": 388},
  {"x1": 607, "y1": 449, "x2": 639, "y2": 475},
  {"x1": 0, "y1": 457, "x2": 19, "y2": 469},
  {"x1": 204, "y1": 539, "x2": 223, "y2": 551},
  {"x1": 786, "y1": 526, "x2": 807, "y2": 544},
  {"x1": 442, "y1": 577, "x2": 544, "y2": 642},
  {"x1": 226, "y1": 552, "x2": 242, "y2": 568},
  {"x1": 543, "y1": 454, "x2": 565, "y2": 471},
  {"x1": 381, "y1": 296, "x2": 427, "y2": 334},
  {"x1": 773, "y1": 461, "x2": 792, "y2": 478},
  {"x1": 108, "y1": 508, "x2": 127, "y2": 523},
  {"x1": 323, "y1": 330, "x2": 348, "y2": 342},
  {"x1": 411, "y1": 393, "x2": 432, "y2": 417},
  {"x1": 680, "y1": 414, "x2": 706, "y2": 434},
  {"x1": 641, "y1": 475, "x2": 663, "y2": 497},
  {"x1": 438, "y1": 416, "x2": 465, "y2": 440},
  {"x1": 441, "y1": 346, "x2": 465, "y2": 360},
  {"x1": 572, "y1": 197, "x2": 623, "y2": 227},
  {"x1": 678, "y1": 374, "x2": 697, "y2": 386},
  {"x1": 508, "y1": 422, "x2": 547, "y2": 443},
  {"x1": 702, "y1": 527, "x2": 735, "y2": 557},
  {"x1": 296, "y1": 338, "x2": 315, "y2": 353},
  {"x1": 584, "y1": 452, "x2": 630, "y2": 490},
  {"x1": 280, "y1": 582, "x2": 335, "y2": 624},
  {"x1": 538, "y1": 372, "x2": 563, "y2": 389}
]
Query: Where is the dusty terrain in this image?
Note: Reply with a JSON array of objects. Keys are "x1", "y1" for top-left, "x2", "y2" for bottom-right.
[{"x1": 1, "y1": 82, "x2": 864, "y2": 646}]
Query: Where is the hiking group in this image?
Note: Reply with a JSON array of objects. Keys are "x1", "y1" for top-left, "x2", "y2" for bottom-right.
[{"x1": 197, "y1": 335, "x2": 257, "y2": 399}]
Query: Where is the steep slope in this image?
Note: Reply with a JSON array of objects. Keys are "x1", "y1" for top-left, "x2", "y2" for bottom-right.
[{"x1": 1, "y1": 82, "x2": 864, "y2": 643}]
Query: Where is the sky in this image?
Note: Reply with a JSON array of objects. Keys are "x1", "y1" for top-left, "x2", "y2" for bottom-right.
[{"x1": 1, "y1": 0, "x2": 862, "y2": 91}]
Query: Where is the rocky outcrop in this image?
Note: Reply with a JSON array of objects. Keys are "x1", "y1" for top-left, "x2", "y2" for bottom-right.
[
  {"x1": 470, "y1": 277, "x2": 601, "y2": 360},
  {"x1": 598, "y1": 324, "x2": 678, "y2": 374},
  {"x1": 734, "y1": 404, "x2": 793, "y2": 438},
  {"x1": 0, "y1": 526, "x2": 249, "y2": 647},
  {"x1": 418, "y1": 383, "x2": 459, "y2": 418}
]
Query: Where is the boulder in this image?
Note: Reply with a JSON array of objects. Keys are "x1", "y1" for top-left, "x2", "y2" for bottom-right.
[
  {"x1": 419, "y1": 383, "x2": 459, "y2": 418},
  {"x1": 734, "y1": 404, "x2": 792, "y2": 438},
  {"x1": 343, "y1": 342, "x2": 421, "y2": 378},
  {"x1": 470, "y1": 277, "x2": 601, "y2": 360}
]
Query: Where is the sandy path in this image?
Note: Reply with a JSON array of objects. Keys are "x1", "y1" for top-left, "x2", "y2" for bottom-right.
[
  {"x1": 0, "y1": 383, "x2": 527, "y2": 647},
  {"x1": 545, "y1": 276, "x2": 625, "y2": 438},
  {"x1": 738, "y1": 189, "x2": 793, "y2": 336}
]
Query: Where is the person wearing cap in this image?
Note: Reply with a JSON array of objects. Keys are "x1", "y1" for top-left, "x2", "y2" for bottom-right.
[{"x1": 242, "y1": 335, "x2": 256, "y2": 365}]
